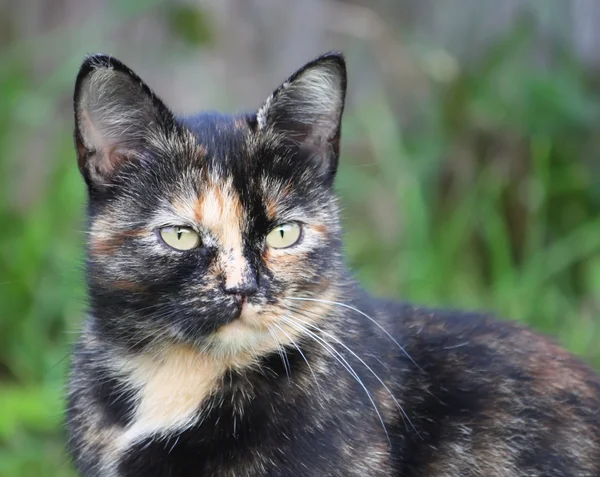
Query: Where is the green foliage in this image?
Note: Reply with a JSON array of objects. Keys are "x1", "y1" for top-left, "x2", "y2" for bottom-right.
[
  {"x1": 0, "y1": 55, "x2": 84, "y2": 477},
  {"x1": 167, "y1": 4, "x2": 213, "y2": 47},
  {"x1": 1, "y1": 16, "x2": 600, "y2": 477},
  {"x1": 339, "y1": 25, "x2": 600, "y2": 366}
]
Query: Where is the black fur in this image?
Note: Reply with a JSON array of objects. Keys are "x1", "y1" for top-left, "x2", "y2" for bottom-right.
[{"x1": 67, "y1": 53, "x2": 600, "y2": 477}]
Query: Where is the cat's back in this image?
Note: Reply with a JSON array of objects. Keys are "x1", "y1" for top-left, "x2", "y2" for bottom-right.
[{"x1": 379, "y1": 301, "x2": 600, "y2": 476}]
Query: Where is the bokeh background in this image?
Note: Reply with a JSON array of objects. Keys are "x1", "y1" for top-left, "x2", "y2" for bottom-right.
[{"x1": 2, "y1": 0, "x2": 600, "y2": 475}]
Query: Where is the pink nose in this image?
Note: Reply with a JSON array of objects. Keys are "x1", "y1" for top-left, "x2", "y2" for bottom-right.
[{"x1": 224, "y1": 280, "x2": 258, "y2": 297}]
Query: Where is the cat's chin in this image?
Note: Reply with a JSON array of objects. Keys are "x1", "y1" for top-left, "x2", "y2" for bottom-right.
[
  {"x1": 207, "y1": 319, "x2": 275, "y2": 359},
  {"x1": 206, "y1": 303, "x2": 289, "y2": 358}
]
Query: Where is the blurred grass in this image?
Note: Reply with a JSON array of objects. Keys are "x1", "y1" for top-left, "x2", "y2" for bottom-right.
[{"x1": 1, "y1": 10, "x2": 600, "y2": 477}]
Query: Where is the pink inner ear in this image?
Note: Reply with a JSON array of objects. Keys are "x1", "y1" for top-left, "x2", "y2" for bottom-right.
[
  {"x1": 75, "y1": 132, "x2": 89, "y2": 172},
  {"x1": 77, "y1": 107, "x2": 137, "y2": 181},
  {"x1": 97, "y1": 147, "x2": 131, "y2": 177}
]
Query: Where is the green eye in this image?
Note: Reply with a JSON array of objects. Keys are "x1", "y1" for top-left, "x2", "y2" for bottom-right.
[
  {"x1": 266, "y1": 223, "x2": 302, "y2": 249},
  {"x1": 159, "y1": 226, "x2": 201, "y2": 251}
]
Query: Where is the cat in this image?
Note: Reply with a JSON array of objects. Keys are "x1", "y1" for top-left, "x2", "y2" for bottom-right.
[{"x1": 67, "y1": 52, "x2": 600, "y2": 477}]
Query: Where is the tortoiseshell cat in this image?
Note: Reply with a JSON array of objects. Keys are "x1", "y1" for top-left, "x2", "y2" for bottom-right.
[{"x1": 67, "y1": 52, "x2": 600, "y2": 477}]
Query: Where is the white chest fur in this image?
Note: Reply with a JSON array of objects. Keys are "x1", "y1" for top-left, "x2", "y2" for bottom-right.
[{"x1": 113, "y1": 345, "x2": 226, "y2": 449}]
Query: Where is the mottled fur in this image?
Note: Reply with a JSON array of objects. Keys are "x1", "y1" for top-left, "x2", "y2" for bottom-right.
[{"x1": 67, "y1": 53, "x2": 600, "y2": 477}]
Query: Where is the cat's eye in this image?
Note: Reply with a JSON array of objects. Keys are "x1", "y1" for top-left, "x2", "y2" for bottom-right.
[
  {"x1": 266, "y1": 223, "x2": 302, "y2": 249},
  {"x1": 159, "y1": 226, "x2": 201, "y2": 251}
]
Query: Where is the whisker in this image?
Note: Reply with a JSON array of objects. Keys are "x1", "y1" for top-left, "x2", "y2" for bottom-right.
[
  {"x1": 123, "y1": 315, "x2": 179, "y2": 353},
  {"x1": 71, "y1": 317, "x2": 178, "y2": 390},
  {"x1": 89, "y1": 311, "x2": 190, "y2": 392},
  {"x1": 280, "y1": 315, "x2": 391, "y2": 446},
  {"x1": 284, "y1": 310, "x2": 420, "y2": 438},
  {"x1": 286, "y1": 296, "x2": 422, "y2": 371},
  {"x1": 168, "y1": 434, "x2": 181, "y2": 454},
  {"x1": 270, "y1": 322, "x2": 324, "y2": 400},
  {"x1": 268, "y1": 327, "x2": 291, "y2": 383}
]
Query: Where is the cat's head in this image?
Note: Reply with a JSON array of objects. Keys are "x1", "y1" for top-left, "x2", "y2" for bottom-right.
[{"x1": 74, "y1": 53, "x2": 347, "y2": 358}]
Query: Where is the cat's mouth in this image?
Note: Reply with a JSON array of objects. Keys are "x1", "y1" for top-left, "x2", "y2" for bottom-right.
[
  {"x1": 210, "y1": 303, "x2": 275, "y2": 355},
  {"x1": 233, "y1": 300, "x2": 265, "y2": 328},
  {"x1": 230, "y1": 295, "x2": 249, "y2": 321}
]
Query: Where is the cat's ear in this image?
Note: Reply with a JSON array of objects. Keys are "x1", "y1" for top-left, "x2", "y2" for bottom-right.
[
  {"x1": 73, "y1": 54, "x2": 174, "y2": 188},
  {"x1": 256, "y1": 53, "x2": 347, "y2": 178}
]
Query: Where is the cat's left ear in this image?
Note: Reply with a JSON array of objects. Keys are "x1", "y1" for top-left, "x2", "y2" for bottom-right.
[
  {"x1": 256, "y1": 53, "x2": 347, "y2": 179},
  {"x1": 73, "y1": 54, "x2": 175, "y2": 189}
]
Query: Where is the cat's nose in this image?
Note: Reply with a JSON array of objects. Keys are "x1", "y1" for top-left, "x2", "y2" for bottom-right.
[
  {"x1": 224, "y1": 278, "x2": 258, "y2": 297},
  {"x1": 222, "y1": 251, "x2": 258, "y2": 298}
]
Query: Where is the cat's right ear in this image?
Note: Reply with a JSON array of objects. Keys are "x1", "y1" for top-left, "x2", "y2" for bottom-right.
[
  {"x1": 73, "y1": 54, "x2": 174, "y2": 188},
  {"x1": 255, "y1": 53, "x2": 347, "y2": 181}
]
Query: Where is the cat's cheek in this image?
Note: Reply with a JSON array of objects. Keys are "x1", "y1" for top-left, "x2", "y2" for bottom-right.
[
  {"x1": 261, "y1": 237, "x2": 335, "y2": 295},
  {"x1": 266, "y1": 251, "x2": 319, "y2": 279},
  {"x1": 234, "y1": 302, "x2": 285, "y2": 330},
  {"x1": 88, "y1": 222, "x2": 149, "y2": 256},
  {"x1": 109, "y1": 279, "x2": 149, "y2": 294}
]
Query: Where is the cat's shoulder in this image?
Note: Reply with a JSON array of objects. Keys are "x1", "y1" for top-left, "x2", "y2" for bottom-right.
[
  {"x1": 378, "y1": 298, "x2": 552, "y2": 345},
  {"x1": 376, "y1": 298, "x2": 600, "y2": 387}
]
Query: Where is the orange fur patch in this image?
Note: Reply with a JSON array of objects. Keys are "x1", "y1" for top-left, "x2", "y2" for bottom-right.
[
  {"x1": 192, "y1": 182, "x2": 250, "y2": 290},
  {"x1": 196, "y1": 144, "x2": 207, "y2": 160},
  {"x1": 90, "y1": 228, "x2": 146, "y2": 255},
  {"x1": 112, "y1": 280, "x2": 147, "y2": 292},
  {"x1": 192, "y1": 196, "x2": 204, "y2": 223},
  {"x1": 312, "y1": 223, "x2": 327, "y2": 235},
  {"x1": 265, "y1": 198, "x2": 278, "y2": 220}
]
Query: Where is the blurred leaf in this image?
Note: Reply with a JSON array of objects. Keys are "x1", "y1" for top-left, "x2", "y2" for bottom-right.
[
  {"x1": 167, "y1": 5, "x2": 213, "y2": 46},
  {"x1": 110, "y1": 0, "x2": 163, "y2": 16},
  {"x1": 0, "y1": 385, "x2": 63, "y2": 439}
]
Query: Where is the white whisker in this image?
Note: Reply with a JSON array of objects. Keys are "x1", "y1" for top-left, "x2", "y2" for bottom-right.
[
  {"x1": 268, "y1": 327, "x2": 291, "y2": 383},
  {"x1": 168, "y1": 434, "x2": 181, "y2": 454},
  {"x1": 270, "y1": 322, "x2": 324, "y2": 401},
  {"x1": 280, "y1": 315, "x2": 391, "y2": 446},
  {"x1": 283, "y1": 311, "x2": 420, "y2": 438},
  {"x1": 286, "y1": 296, "x2": 422, "y2": 371}
]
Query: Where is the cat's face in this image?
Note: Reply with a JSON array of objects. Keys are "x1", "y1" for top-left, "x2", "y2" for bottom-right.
[{"x1": 74, "y1": 54, "x2": 347, "y2": 357}]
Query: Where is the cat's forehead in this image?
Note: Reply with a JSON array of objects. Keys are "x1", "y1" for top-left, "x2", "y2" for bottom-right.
[
  {"x1": 179, "y1": 113, "x2": 254, "y2": 171},
  {"x1": 168, "y1": 113, "x2": 311, "y2": 197},
  {"x1": 138, "y1": 115, "x2": 288, "y2": 222},
  {"x1": 115, "y1": 112, "x2": 331, "y2": 228}
]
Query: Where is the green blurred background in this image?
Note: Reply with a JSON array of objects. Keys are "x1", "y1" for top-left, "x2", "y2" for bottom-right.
[{"x1": 1, "y1": 0, "x2": 600, "y2": 475}]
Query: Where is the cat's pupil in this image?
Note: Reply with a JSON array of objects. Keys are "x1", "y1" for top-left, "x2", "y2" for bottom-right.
[
  {"x1": 177, "y1": 228, "x2": 183, "y2": 240},
  {"x1": 279, "y1": 229, "x2": 284, "y2": 238}
]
